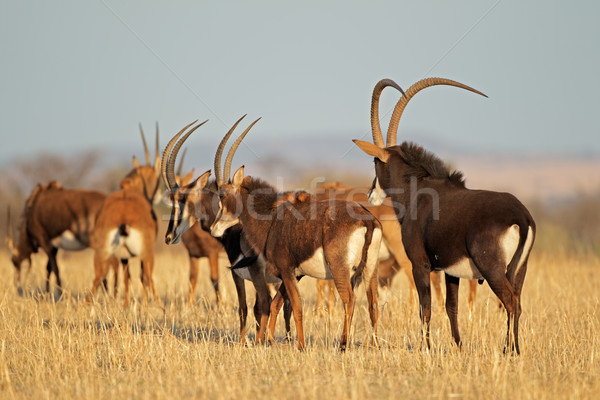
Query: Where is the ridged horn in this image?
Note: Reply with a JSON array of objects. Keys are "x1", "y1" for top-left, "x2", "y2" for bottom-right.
[
  {"x1": 386, "y1": 77, "x2": 487, "y2": 147},
  {"x1": 371, "y1": 79, "x2": 406, "y2": 148},
  {"x1": 223, "y1": 118, "x2": 261, "y2": 182},
  {"x1": 139, "y1": 123, "x2": 152, "y2": 165},
  {"x1": 161, "y1": 120, "x2": 198, "y2": 190},
  {"x1": 176, "y1": 148, "x2": 187, "y2": 177},
  {"x1": 166, "y1": 120, "x2": 208, "y2": 191},
  {"x1": 214, "y1": 115, "x2": 246, "y2": 186}
]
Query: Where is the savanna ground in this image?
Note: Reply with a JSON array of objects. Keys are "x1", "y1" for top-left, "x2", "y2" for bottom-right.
[{"x1": 1, "y1": 237, "x2": 599, "y2": 400}]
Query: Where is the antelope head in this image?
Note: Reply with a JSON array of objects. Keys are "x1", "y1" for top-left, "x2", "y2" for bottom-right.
[
  {"x1": 161, "y1": 120, "x2": 210, "y2": 245},
  {"x1": 353, "y1": 77, "x2": 487, "y2": 205},
  {"x1": 209, "y1": 116, "x2": 261, "y2": 238},
  {"x1": 123, "y1": 122, "x2": 163, "y2": 205}
]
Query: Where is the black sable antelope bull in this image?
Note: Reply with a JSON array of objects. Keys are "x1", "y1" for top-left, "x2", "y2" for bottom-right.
[
  {"x1": 354, "y1": 77, "x2": 535, "y2": 354},
  {"x1": 160, "y1": 119, "x2": 288, "y2": 344},
  {"x1": 207, "y1": 117, "x2": 383, "y2": 351}
]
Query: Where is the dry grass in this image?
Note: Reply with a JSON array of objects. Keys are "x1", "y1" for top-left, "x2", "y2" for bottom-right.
[{"x1": 1, "y1": 246, "x2": 599, "y2": 399}]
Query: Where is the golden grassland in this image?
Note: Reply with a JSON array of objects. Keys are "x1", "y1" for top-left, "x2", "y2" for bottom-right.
[{"x1": 0, "y1": 244, "x2": 599, "y2": 399}]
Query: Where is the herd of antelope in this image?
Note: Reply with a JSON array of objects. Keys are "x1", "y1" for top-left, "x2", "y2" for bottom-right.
[{"x1": 5, "y1": 77, "x2": 535, "y2": 354}]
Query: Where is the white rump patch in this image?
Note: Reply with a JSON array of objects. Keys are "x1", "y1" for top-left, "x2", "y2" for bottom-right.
[
  {"x1": 298, "y1": 247, "x2": 331, "y2": 280},
  {"x1": 105, "y1": 227, "x2": 144, "y2": 259},
  {"x1": 346, "y1": 227, "x2": 367, "y2": 269},
  {"x1": 445, "y1": 257, "x2": 483, "y2": 280},
  {"x1": 51, "y1": 230, "x2": 86, "y2": 251},
  {"x1": 500, "y1": 224, "x2": 521, "y2": 270}
]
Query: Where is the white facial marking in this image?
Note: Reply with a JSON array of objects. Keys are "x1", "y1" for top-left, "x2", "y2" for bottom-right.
[
  {"x1": 211, "y1": 217, "x2": 239, "y2": 238},
  {"x1": 51, "y1": 230, "x2": 86, "y2": 251},
  {"x1": 445, "y1": 257, "x2": 483, "y2": 280},
  {"x1": 211, "y1": 204, "x2": 239, "y2": 237},
  {"x1": 368, "y1": 178, "x2": 386, "y2": 206},
  {"x1": 171, "y1": 206, "x2": 193, "y2": 244}
]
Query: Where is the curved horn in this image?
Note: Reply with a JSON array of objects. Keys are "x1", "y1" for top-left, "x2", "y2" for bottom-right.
[
  {"x1": 371, "y1": 79, "x2": 406, "y2": 148},
  {"x1": 386, "y1": 77, "x2": 487, "y2": 147},
  {"x1": 161, "y1": 120, "x2": 198, "y2": 190},
  {"x1": 223, "y1": 118, "x2": 261, "y2": 182},
  {"x1": 214, "y1": 115, "x2": 246, "y2": 186},
  {"x1": 176, "y1": 148, "x2": 187, "y2": 177},
  {"x1": 139, "y1": 123, "x2": 152, "y2": 165},
  {"x1": 166, "y1": 120, "x2": 208, "y2": 191}
]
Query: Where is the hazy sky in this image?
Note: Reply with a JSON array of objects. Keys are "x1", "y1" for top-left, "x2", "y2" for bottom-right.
[{"x1": 1, "y1": 0, "x2": 599, "y2": 166}]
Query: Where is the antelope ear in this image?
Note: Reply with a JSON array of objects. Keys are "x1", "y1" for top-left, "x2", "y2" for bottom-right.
[
  {"x1": 190, "y1": 170, "x2": 211, "y2": 191},
  {"x1": 181, "y1": 169, "x2": 195, "y2": 186},
  {"x1": 232, "y1": 166, "x2": 245, "y2": 189},
  {"x1": 352, "y1": 140, "x2": 390, "y2": 163},
  {"x1": 132, "y1": 155, "x2": 141, "y2": 169},
  {"x1": 120, "y1": 177, "x2": 134, "y2": 190}
]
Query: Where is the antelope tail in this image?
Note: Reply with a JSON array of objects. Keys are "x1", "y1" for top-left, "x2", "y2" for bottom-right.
[
  {"x1": 506, "y1": 223, "x2": 535, "y2": 284},
  {"x1": 118, "y1": 224, "x2": 129, "y2": 238},
  {"x1": 350, "y1": 222, "x2": 376, "y2": 287}
]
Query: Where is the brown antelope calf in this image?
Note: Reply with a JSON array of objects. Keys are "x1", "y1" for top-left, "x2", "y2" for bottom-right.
[
  {"x1": 89, "y1": 179, "x2": 159, "y2": 307},
  {"x1": 174, "y1": 161, "x2": 224, "y2": 304},
  {"x1": 161, "y1": 119, "x2": 294, "y2": 343},
  {"x1": 205, "y1": 118, "x2": 382, "y2": 351},
  {"x1": 180, "y1": 224, "x2": 223, "y2": 304},
  {"x1": 354, "y1": 77, "x2": 535, "y2": 354},
  {"x1": 6, "y1": 181, "x2": 107, "y2": 296},
  {"x1": 87, "y1": 124, "x2": 163, "y2": 307}
]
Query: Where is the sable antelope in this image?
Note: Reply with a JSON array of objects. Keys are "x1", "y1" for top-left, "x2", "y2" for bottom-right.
[
  {"x1": 161, "y1": 119, "x2": 289, "y2": 343},
  {"x1": 174, "y1": 153, "x2": 223, "y2": 304},
  {"x1": 354, "y1": 77, "x2": 536, "y2": 353},
  {"x1": 181, "y1": 224, "x2": 223, "y2": 304},
  {"x1": 6, "y1": 181, "x2": 107, "y2": 296},
  {"x1": 87, "y1": 123, "x2": 163, "y2": 307},
  {"x1": 208, "y1": 118, "x2": 383, "y2": 351}
]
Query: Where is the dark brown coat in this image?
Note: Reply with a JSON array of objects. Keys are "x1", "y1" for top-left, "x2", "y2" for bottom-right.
[{"x1": 7, "y1": 182, "x2": 106, "y2": 294}]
